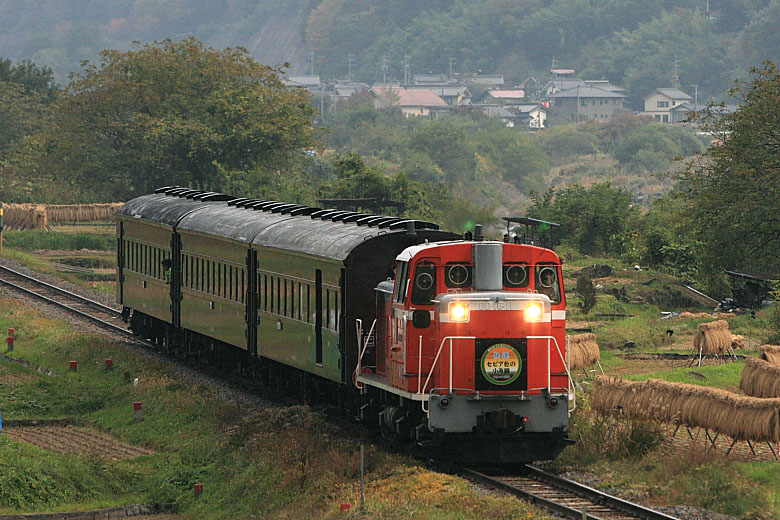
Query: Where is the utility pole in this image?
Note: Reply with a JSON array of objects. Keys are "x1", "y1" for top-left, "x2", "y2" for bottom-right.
[
  {"x1": 347, "y1": 52, "x2": 355, "y2": 81},
  {"x1": 309, "y1": 51, "x2": 315, "y2": 75},
  {"x1": 448, "y1": 57, "x2": 456, "y2": 81},
  {"x1": 673, "y1": 56, "x2": 680, "y2": 88},
  {"x1": 403, "y1": 55, "x2": 410, "y2": 85},
  {"x1": 381, "y1": 54, "x2": 388, "y2": 84},
  {"x1": 689, "y1": 84, "x2": 699, "y2": 107}
]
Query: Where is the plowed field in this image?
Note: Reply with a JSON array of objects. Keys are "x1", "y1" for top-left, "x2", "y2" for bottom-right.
[{"x1": 3, "y1": 425, "x2": 154, "y2": 459}]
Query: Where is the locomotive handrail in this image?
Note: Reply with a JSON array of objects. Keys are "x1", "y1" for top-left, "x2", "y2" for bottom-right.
[
  {"x1": 419, "y1": 336, "x2": 476, "y2": 413},
  {"x1": 526, "y1": 335, "x2": 576, "y2": 413},
  {"x1": 354, "y1": 318, "x2": 377, "y2": 390},
  {"x1": 419, "y1": 335, "x2": 575, "y2": 415}
]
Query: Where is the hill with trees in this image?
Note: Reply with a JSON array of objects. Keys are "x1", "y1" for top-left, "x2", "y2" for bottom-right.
[{"x1": 1, "y1": 1, "x2": 780, "y2": 104}]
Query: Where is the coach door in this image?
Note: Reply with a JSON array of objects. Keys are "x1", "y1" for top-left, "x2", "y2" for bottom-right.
[
  {"x1": 315, "y1": 269, "x2": 322, "y2": 365},
  {"x1": 246, "y1": 249, "x2": 258, "y2": 356}
]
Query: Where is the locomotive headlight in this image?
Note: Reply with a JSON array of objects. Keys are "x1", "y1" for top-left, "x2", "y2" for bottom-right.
[
  {"x1": 449, "y1": 302, "x2": 469, "y2": 322},
  {"x1": 524, "y1": 302, "x2": 542, "y2": 322}
]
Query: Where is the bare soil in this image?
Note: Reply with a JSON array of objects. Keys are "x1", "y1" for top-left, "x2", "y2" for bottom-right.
[{"x1": 3, "y1": 425, "x2": 154, "y2": 459}]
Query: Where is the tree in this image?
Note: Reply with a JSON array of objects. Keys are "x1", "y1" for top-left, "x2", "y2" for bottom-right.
[
  {"x1": 528, "y1": 182, "x2": 637, "y2": 256},
  {"x1": 0, "y1": 58, "x2": 57, "y2": 96},
  {"x1": 678, "y1": 61, "x2": 780, "y2": 285},
  {"x1": 25, "y1": 38, "x2": 316, "y2": 200}
]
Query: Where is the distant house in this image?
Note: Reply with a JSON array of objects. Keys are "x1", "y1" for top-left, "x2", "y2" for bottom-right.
[
  {"x1": 479, "y1": 105, "x2": 522, "y2": 127},
  {"x1": 669, "y1": 102, "x2": 738, "y2": 124},
  {"x1": 283, "y1": 75, "x2": 321, "y2": 92},
  {"x1": 510, "y1": 104, "x2": 549, "y2": 129},
  {"x1": 406, "y1": 84, "x2": 471, "y2": 106},
  {"x1": 543, "y1": 77, "x2": 626, "y2": 98},
  {"x1": 547, "y1": 85, "x2": 627, "y2": 123},
  {"x1": 370, "y1": 87, "x2": 450, "y2": 118},
  {"x1": 334, "y1": 82, "x2": 371, "y2": 100},
  {"x1": 643, "y1": 88, "x2": 692, "y2": 123},
  {"x1": 482, "y1": 89, "x2": 526, "y2": 105},
  {"x1": 412, "y1": 73, "x2": 450, "y2": 85}
]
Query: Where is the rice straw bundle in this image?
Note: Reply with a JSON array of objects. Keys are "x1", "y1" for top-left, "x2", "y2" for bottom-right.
[
  {"x1": 730, "y1": 335, "x2": 747, "y2": 350},
  {"x1": 1, "y1": 203, "x2": 121, "y2": 230},
  {"x1": 567, "y1": 333, "x2": 600, "y2": 370},
  {"x1": 740, "y1": 357, "x2": 780, "y2": 398},
  {"x1": 592, "y1": 376, "x2": 780, "y2": 442},
  {"x1": 692, "y1": 320, "x2": 732, "y2": 355},
  {"x1": 760, "y1": 345, "x2": 780, "y2": 365}
]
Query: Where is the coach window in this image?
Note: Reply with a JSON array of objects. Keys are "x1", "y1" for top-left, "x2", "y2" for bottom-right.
[
  {"x1": 411, "y1": 261, "x2": 436, "y2": 306},
  {"x1": 535, "y1": 263, "x2": 561, "y2": 304},
  {"x1": 326, "y1": 289, "x2": 331, "y2": 329},
  {"x1": 297, "y1": 283, "x2": 302, "y2": 320},
  {"x1": 306, "y1": 284, "x2": 311, "y2": 322}
]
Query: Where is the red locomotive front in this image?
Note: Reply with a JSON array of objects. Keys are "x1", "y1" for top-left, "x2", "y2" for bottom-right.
[{"x1": 356, "y1": 233, "x2": 573, "y2": 463}]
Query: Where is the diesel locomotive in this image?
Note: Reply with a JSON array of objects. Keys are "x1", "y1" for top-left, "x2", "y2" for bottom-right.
[{"x1": 116, "y1": 187, "x2": 573, "y2": 464}]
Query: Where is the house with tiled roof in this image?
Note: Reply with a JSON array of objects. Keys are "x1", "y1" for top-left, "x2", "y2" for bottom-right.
[
  {"x1": 406, "y1": 84, "x2": 471, "y2": 106},
  {"x1": 547, "y1": 85, "x2": 627, "y2": 123},
  {"x1": 370, "y1": 87, "x2": 450, "y2": 118},
  {"x1": 643, "y1": 88, "x2": 693, "y2": 123},
  {"x1": 482, "y1": 89, "x2": 526, "y2": 104}
]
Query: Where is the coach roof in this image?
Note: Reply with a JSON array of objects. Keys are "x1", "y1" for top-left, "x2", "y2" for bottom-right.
[{"x1": 117, "y1": 189, "x2": 451, "y2": 262}]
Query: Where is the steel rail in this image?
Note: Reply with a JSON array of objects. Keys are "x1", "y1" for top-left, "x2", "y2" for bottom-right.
[
  {"x1": 460, "y1": 465, "x2": 679, "y2": 520},
  {"x1": 0, "y1": 268, "x2": 135, "y2": 340},
  {"x1": 0, "y1": 264, "x2": 122, "y2": 318}
]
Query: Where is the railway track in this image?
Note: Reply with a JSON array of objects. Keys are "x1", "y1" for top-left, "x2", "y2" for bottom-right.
[
  {"x1": 461, "y1": 465, "x2": 678, "y2": 520},
  {"x1": 0, "y1": 264, "x2": 680, "y2": 519},
  {"x1": 0, "y1": 264, "x2": 130, "y2": 338}
]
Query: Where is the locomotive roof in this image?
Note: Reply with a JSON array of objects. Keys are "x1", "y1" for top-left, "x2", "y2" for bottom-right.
[{"x1": 117, "y1": 187, "x2": 455, "y2": 262}]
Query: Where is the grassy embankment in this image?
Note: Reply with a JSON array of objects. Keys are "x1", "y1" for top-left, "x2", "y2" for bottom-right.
[
  {"x1": 556, "y1": 250, "x2": 780, "y2": 519},
  {"x1": 0, "y1": 293, "x2": 550, "y2": 519},
  {"x1": 1, "y1": 226, "x2": 116, "y2": 293}
]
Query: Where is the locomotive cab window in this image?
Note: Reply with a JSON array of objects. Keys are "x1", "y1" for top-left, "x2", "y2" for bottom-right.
[
  {"x1": 444, "y1": 262, "x2": 472, "y2": 289},
  {"x1": 535, "y1": 263, "x2": 561, "y2": 304},
  {"x1": 411, "y1": 261, "x2": 437, "y2": 305},
  {"x1": 393, "y1": 261, "x2": 409, "y2": 303},
  {"x1": 503, "y1": 262, "x2": 530, "y2": 289}
]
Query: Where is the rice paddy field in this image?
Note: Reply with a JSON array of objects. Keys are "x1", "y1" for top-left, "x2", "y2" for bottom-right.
[{"x1": 1, "y1": 230, "x2": 779, "y2": 518}]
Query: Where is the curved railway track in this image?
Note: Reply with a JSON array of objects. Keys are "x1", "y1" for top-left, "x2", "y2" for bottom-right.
[
  {"x1": 0, "y1": 264, "x2": 680, "y2": 519},
  {"x1": 461, "y1": 465, "x2": 678, "y2": 520},
  {"x1": 0, "y1": 264, "x2": 130, "y2": 338}
]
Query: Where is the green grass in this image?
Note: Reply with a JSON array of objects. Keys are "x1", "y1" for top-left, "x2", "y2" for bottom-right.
[
  {"x1": 623, "y1": 360, "x2": 745, "y2": 391},
  {"x1": 2, "y1": 230, "x2": 115, "y2": 251}
]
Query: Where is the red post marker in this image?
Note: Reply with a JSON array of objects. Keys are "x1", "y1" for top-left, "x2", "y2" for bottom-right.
[
  {"x1": 193, "y1": 483, "x2": 203, "y2": 495},
  {"x1": 69, "y1": 360, "x2": 77, "y2": 371},
  {"x1": 340, "y1": 504, "x2": 351, "y2": 512},
  {"x1": 105, "y1": 359, "x2": 113, "y2": 369},
  {"x1": 8, "y1": 328, "x2": 14, "y2": 337},
  {"x1": 6, "y1": 336, "x2": 13, "y2": 352},
  {"x1": 133, "y1": 401, "x2": 142, "y2": 422}
]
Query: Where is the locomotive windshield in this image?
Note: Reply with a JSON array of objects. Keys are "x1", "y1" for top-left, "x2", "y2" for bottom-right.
[
  {"x1": 536, "y1": 263, "x2": 561, "y2": 304},
  {"x1": 411, "y1": 261, "x2": 437, "y2": 305}
]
